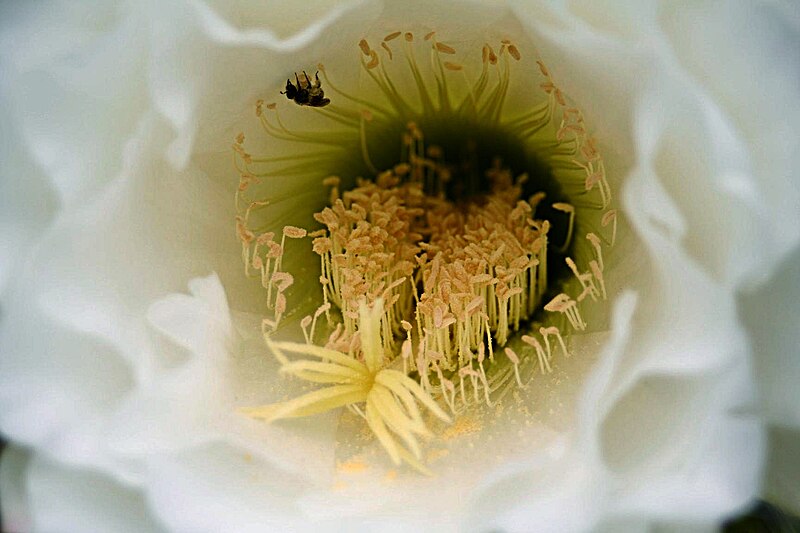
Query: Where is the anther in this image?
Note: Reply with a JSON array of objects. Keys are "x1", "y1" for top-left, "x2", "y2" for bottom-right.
[
  {"x1": 552, "y1": 202, "x2": 575, "y2": 253},
  {"x1": 486, "y1": 44, "x2": 498, "y2": 65},
  {"x1": 435, "y1": 42, "x2": 456, "y2": 54},
  {"x1": 283, "y1": 226, "x2": 308, "y2": 239},
  {"x1": 504, "y1": 347, "x2": 524, "y2": 387},
  {"x1": 381, "y1": 41, "x2": 393, "y2": 60},
  {"x1": 601, "y1": 209, "x2": 617, "y2": 246},
  {"x1": 536, "y1": 60, "x2": 550, "y2": 77},
  {"x1": 366, "y1": 50, "x2": 380, "y2": 69}
]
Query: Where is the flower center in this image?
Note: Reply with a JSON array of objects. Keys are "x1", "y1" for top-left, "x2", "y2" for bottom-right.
[{"x1": 233, "y1": 31, "x2": 616, "y2": 472}]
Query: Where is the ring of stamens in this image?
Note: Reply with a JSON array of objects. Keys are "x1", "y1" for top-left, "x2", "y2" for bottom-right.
[{"x1": 233, "y1": 32, "x2": 616, "y2": 472}]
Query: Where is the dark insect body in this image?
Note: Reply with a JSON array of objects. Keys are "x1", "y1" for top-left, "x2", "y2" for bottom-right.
[{"x1": 281, "y1": 71, "x2": 330, "y2": 107}]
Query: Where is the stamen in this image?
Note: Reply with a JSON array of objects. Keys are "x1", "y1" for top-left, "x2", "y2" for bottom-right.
[
  {"x1": 601, "y1": 209, "x2": 618, "y2": 246},
  {"x1": 552, "y1": 202, "x2": 576, "y2": 253},
  {"x1": 235, "y1": 34, "x2": 617, "y2": 472},
  {"x1": 540, "y1": 326, "x2": 570, "y2": 358},
  {"x1": 380, "y1": 41, "x2": 393, "y2": 60},
  {"x1": 435, "y1": 42, "x2": 456, "y2": 54},
  {"x1": 544, "y1": 293, "x2": 586, "y2": 331},
  {"x1": 318, "y1": 63, "x2": 394, "y2": 118},
  {"x1": 359, "y1": 110, "x2": 379, "y2": 174},
  {"x1": 402, "y1": 32, "x2": 436, "y2": 114},
  {"x1": 504, "y1": 347, "x2": 524, "y2": 387},
  {"x1": 521, "y1": 334, "x2": 552, "y2": 374}
]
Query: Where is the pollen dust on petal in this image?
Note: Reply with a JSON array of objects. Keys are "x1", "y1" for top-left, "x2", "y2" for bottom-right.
[{"x1": 441, "y1": 416, "x2": 482, "y2": 441}]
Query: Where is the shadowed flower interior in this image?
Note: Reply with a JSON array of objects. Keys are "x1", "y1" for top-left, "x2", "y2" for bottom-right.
[{"x1": 232, "y1": 30, "x2": 616, "y2": 472}]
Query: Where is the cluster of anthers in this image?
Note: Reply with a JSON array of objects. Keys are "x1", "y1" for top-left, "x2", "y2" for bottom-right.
[{"x1": 232, "y1": 31, "x2": 617, "y2": 472}]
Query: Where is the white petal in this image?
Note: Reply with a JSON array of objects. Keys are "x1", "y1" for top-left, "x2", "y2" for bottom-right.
[
  {"x1": 0, "y1": 96, "x2": 58, "y2": 295},
  {"x1": 201, "y1": 0, "x2": 365, "y2": 40},
  {"x1": 590, "y1": 92, "x2": 763, "y2": 528},
  {"x1": 24, "y1": 453, "x2": 161, "y2": 533},
  {"x1": 108, "y1": 274, "x2": 339, "y2": 484},
  {"x1": 0, "y1": 290, "x2": 134, "y2": 459},
  {"x1": 146, "y1": 443, "x2": 330, "y2": 532},
  {"x1": 0, "y1": 113, "x2": 259, "y2": 479},
  {"x1": 740, "y1": 247, "x2": 800, "y2": 513},
  {"x1": 740, "y1": 246, "x2": 800, "y2": 428},
  {"x1": 659, "y1": 1, "x2": 800, "y2": 286},
  {"x1": 0, "y1": 1, "x2": 151, "y2": 207},
  {"x1": 147, "y1": 273, "x2": 232, "y2": 357}
]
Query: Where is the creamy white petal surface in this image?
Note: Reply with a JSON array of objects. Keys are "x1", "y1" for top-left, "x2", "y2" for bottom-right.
[
  {"x1": 1, "y1": 445, "x2": 162, "y2": 533},
  {"x1": 1, "y1": 0, "x2": 798, "y2": 532}
]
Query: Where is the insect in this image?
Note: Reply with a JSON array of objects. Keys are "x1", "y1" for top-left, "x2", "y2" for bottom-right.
[{"x1": 281, "y1": 71, "x2": 330, "y2": 107}]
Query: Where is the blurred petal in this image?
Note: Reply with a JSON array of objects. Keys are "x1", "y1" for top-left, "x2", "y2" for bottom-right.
[
  {"x1": 146, "y1": 443, "x2": 325, "y2": 532},
  {"x1": 25, "y1": 453, "x2": 162, "y2": 533},
  {"x1": 659, "y1": 0, "x2": 800, "y2": 287},
  {"x1": 0, "y1": 446, "x2": 32, "y2": 533},
  {"x1": 108, "y1": 274, "x2": 339, "y2": 481},
  {"x1": 0, "y1": 94, "x2": 58, "y2": 295},
  {"x1": 0, "y1": 1, "x2": 150, "y2": 207},
  {"x1": 740, "y1": 246, "x2": 800, "y2": 428},
  {"x1": 0, "y1": 112, "x2": 253, "y2": 481},
  {"x1": 202, "y1": 0, "x2": 364, "y2": 40}
]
